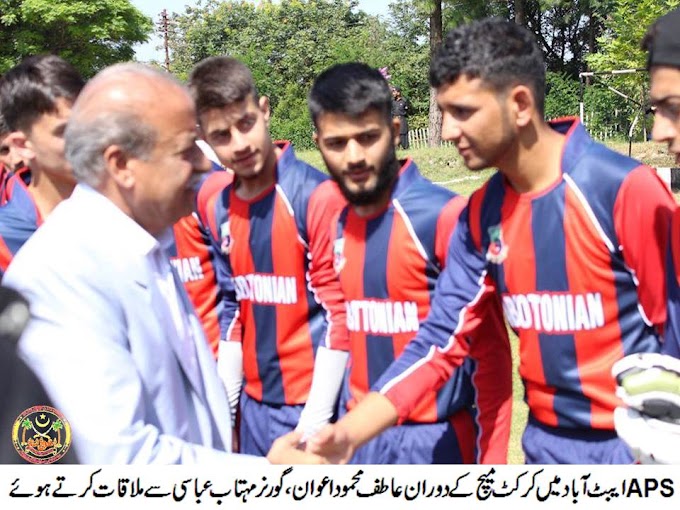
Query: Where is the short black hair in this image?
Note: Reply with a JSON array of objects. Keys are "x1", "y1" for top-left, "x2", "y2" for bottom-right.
[
  {"x1": 0, "y1": 111, "x2": 9, "y2": 137},
  {"x1": 188, "y1": 56, "x2": 259, "y2": 116},
  {"x1": 430, "y1": 18, "x2": 546, "y2": 115},
  {"x1": 308, "y1": 62, "x2": 393, "y2": 127},
  {"x1": 0, "y1": 55, "x2": 84, "y2": 133},
  {"x1": 642, "y1": 8, "x2": 680, "y2": 70},
  {"x1": 0, "y1": 84, "x2": 8, "y2": 136}
]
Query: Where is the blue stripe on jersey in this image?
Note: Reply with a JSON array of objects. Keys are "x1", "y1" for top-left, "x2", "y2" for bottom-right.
[
  {"x1": 0, "y1": 185, "x2": 40, "y2": 256},
  {"x1": 612, "y1": 252, "x2": 660, "y2": 355},
  {"x1": 336, "y1": 207, "x2": 350, "y2": 241},
  {"x1": 478, "y1": 174, "x2": 507, "y2": 294},
  {"x1": 532, "y1": 185, "x2": 589, "y2": 428},
  {"x1": 568, "y1": 142, "x2": 659, "y2": 356},
  {"x1": 166, "y1": 239, "x2": 178, "y2": 258},
  {"x1": 664, "y1": 242, "x2": 680, "y2": 358},
  {"x1": 435, "y1": 356, "x2": 475, "y2": 420},
  {"x1": 569, "y1": 144, "x2": 636, "y2": 244},
  {"x1": 276, "y1": 142, "x2": 327, "y2": 243},
  {"x1": 364, "y1": 210, "x2": 395, "y2": 387},
  {"x1": 248, "y1": 191, "x2": 284, "y2": 403},
  {"x1": 397, "y1": 165, "x2": 455, "y2": 276},
  {"x1": 391, "y1": 159, "x2": 420, "y2": 197},
  {"x1": 303, "y1": 222, "x2": 326, "y2": 355}
]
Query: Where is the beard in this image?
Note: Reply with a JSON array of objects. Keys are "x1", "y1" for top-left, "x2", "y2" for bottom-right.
[{"x1": 326, "y1": 144, "x2": 400, "y2": 207}]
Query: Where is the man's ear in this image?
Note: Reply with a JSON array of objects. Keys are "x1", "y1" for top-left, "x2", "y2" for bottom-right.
[
  {"x1": 6, "y1": 131, "x2": 35, "y2": 164},
  {"x1": 259, "y1": 95, "x2": 271, "y2": 124},
  {"x1": 313, "y1": 131, "x2": 319, "y2": 147},
  {"x1": 508, "y1": 85, "x2": 535, "y2": 128},
  {"x1": 103, "y1": 145, "x2": 135, "y2": 188},
  {"x1": 391, "y1": 116, "x2": 401, "y2": 145}
]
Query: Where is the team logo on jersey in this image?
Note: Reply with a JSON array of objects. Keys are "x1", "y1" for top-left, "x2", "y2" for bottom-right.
[
  {"x1": 12, "y1": 405, "x2": 71, "y2": 464},
  {"x1": 486, "y1": 224, "x2": 509, "y2": 264},
  {"x1": 220, "y1": 221, "x2": 233, "y2": 255},
  {"x1": 333, "y1": 237, "x2": 346, "y2": 274}
]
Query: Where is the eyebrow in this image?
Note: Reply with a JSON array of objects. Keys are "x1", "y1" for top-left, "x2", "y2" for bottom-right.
[{"x1": 650, "y1": 94, "x2": 680, "y2": 105}]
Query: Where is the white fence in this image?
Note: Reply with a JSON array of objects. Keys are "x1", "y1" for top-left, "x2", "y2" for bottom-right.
[
  {"x1": 406, "y1": 124, "x2": 621, "y2": 146},
  {"x1": 407, "y1": 128, "x2": 455, "y2": 150}
]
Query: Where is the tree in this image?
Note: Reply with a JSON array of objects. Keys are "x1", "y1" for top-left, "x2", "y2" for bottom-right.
[
  {"x1": 169, "y1": 0, "x2": 404, "y2": 149},
  {"x1": 586, "y1": 0, "x2": 680, "y2": 137},
  {"x1": 0, "y1": 0, "x2": 153, "y2": 77},
  {"x1": 404, "y1": 0, "x2": 509, "y2": 146},
  {"x1": 588, "y1": 0, "x2": 680, "y2": 73},
  {"x1": 428, "y1": 0, "x2": 443, "y2": 147}
]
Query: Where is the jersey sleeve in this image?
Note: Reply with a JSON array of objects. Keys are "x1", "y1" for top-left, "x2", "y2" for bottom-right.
[
  {"x1": 614, "y1": 165, "x2": 677, "y2": 333},
  {"x1": 195, "y1": 174, "x2": 241, "y2": 344},
  {"x1": 372, "y1": 206, "x2": 503, "y2": 424},
  {"x1": 305, "y1": 181, "x2": 349, "y2": 352},
  {"x1": 663, "y1": 208, "x2": 680, "y2": 358},
  {"x1": 171, "y1": 214, "x2": 222, "y2": 355},
  {"x1": 435, "y1": 197, "x2": 512, "y2": 463},
  {"x1": 208, "y1": 222, "x2": 241, "y2": 344},
  {"x1": 465, "y1": 286, "x2": 513, "y2": 463}
]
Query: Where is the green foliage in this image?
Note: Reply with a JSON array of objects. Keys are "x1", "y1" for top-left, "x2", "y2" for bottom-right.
[
  {"x1": 545, "y1": 71, "x2": 639, "y2": 140},
  {"x1": 269, "y1": 84, "x2": 316, "y2": 150},
  {"x1": 585, "y1": 0, "x2": 679, "y2": 139},
  {"x1": 544, "y1": 72, "x2": 580, "y2": 120},
  {"x1": 169, "y1": 0, "x2": 433, "y2": 148},
  {"x1": 587, "y1": 0, "x2": 680, "y2": 73},
  {"x1": 0, "y1": 0, "x2": 153, "y2": 77},
  {"x1": 584, "y1": 79, "x2": 641, "y2": 140}
]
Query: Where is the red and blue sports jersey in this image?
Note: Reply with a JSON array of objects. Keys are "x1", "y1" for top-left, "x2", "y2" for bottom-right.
[
  {"x1": 168, "y1": 170, "x2": 233, "y2": 357},
  {"x1": 333, "y1": 159, "x2": 512, "y2": 463},
  {"x1": 199, "y1": 141, "x2": 347, "y2": 406},
  {"x1": 663, "y1": 208, "x2": 680, "y2": 359},
  {"x1": 0, "y1": 168, "x2": 41, "y2": 278},
  {"x1": 0, "y1": 165, "x2": 10, "y2": 205},
  {"x1": 374, "y1": 118, "x2": 675, "y2": 432}
]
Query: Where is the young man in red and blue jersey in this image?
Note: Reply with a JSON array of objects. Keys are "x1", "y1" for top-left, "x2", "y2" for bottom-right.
[
  {"x1": 307, "y1": 62, "x2": 512, "y2": 464},
  {"x1": 0, "y1": 56, "x2": 84, "y2": 277},
  {"x1": 191, "y1": 57, "x2": 349, "y2": 456},
  {"x1": 0, "y1": 109, "x2": 24, "y2": 204},
  {"x1": 168, "y1": 146, "x2": 232, "y2": 358},
  {"x1": 645, "y1": 8, "x2": 680, "y2": 361},
  {"x1": 299, "y1": 18, "x2": 676, "y2": 465},
  {"x1": 606, "y1": 8, "x2": 680, "y2": 464}
]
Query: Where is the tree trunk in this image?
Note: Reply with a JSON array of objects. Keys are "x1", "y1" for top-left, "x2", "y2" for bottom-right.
[
  {"x1": 428, "y1": 0, "x2": 443, "y2": 147},
  {"x1": 514, "y1": 0, "x2": 525, "y2": 26},
  {"x1": 428, "y1": 87, "x2": 442, "y2": 148}
]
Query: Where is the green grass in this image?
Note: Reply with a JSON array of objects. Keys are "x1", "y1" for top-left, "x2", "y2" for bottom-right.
[{"x1": 295, "y1": 140, "x2": 675, "y2": 464}]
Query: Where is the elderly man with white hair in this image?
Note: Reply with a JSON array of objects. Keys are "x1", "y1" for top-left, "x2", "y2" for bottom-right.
[{"x1": 3, "y1": 63, "x2": 311, "y2": 464}]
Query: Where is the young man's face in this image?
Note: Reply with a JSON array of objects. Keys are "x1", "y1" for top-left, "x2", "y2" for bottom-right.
[
  {"x1": 19, "y1": 97, "x2": 75, "y2": 182},
  {"x1": 314, "y1": 108, "x2": 399, "y2": 206},
  {"x1": 436, "y1": 75, "x2": 516, "y2": 171},
  {"x1": 199, "y1": 94, "x2": 275, "y2": 181},
  {"x1": 649, "y1": 66, "x2": 680, "y2": 165},
  {"x1": 0, "y1": 132, "x2": 23, "y2": 171}
]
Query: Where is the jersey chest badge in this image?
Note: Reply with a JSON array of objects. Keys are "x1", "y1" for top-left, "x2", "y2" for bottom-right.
[
  {"x1": 333, "y1": 237, "x2": 346, "y2": 274},
  {"x1": 220, "y1": 221, "x2": 233, "y2": 255},
  {"x1": 486, "y1": 224, "x2": 509, "y2": 264}
]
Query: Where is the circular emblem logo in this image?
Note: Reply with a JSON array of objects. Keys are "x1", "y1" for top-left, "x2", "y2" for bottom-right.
[{"x1": 12, "y1": 406, "x2": 71, "y2": 464}]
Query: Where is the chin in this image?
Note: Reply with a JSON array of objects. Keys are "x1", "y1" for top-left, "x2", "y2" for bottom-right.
[{"x1": 235, "y1": 168, "x2": 261, "y2": 180}]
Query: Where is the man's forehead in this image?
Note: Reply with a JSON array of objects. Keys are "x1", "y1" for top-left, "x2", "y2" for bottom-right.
[
  {"x1": 317, "y1": 110, "x2": 383, "y2": 134},
  {"x1": 201, "y1": 100, "x2": 253, "y2": 127},
  {"x1": 650, "y1": 66, "x2": 680, "y2": 99}
]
